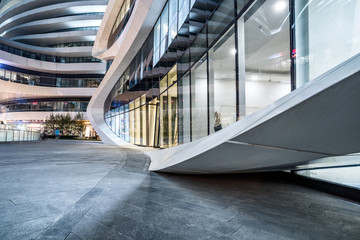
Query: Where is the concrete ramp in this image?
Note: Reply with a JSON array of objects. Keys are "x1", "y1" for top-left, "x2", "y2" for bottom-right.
[{"x1": 148, "y1": 53, "x2": 360, "y2": 174}]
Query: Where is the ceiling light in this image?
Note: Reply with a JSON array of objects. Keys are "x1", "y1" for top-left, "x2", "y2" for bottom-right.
[{"x1": 274, "y1": 1, "x2": 287, "y2": 12}]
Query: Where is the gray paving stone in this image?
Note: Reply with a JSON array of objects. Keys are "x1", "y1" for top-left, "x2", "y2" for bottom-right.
[
  {"x1": 64, "y1": 233, "x2": 82, "y2": 240},
  {"x1": 0, "y1": 140, "x2": 359, "y2": 240}
]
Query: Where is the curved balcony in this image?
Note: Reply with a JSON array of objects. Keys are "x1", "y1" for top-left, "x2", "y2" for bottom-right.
[
  {"x1": 0, "y1": 49, "x2": 106, "y2": 74},
  {"x1": 0, "y1": 1, "x2": 107, "y2": 33},
  {"x1": 2, "y1": 12, "x2": 103, "y2": 39},
  {"x1": 0, "y1": 42, "x2": 100, "y2": 63},
  {"x1": 1, "y1": 99, "x2": 89, "y2": 113},
  {"x1": 0, "y1": 66, "x2": 102, "y2": 88},
  {"x1": 0, "y1": 79, "x2": 96, "y2": 104}
]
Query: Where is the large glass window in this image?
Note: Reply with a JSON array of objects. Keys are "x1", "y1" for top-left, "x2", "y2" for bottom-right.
[
  {"x1": 129, "y1": 101, "x2": 135, "y2": 144},
  {"x1": 178, "y1": 73, "x2": 191, "y2": 144},
  {"x1": 237, "y1": 0, "x2": 250, "y2": 13},
  {"x1": 115, "y1": 114, "x2": 120, "y2": 136},
  {"x1": 153, "y1": 21, "x2": 161, "y2": 65},
  {"x1": 160, "y1": 3, "x2": 169, "y2": 57},
  {"x1": 148, "y1": 98, "x2": 158, "y2": 147},
  {"x1": 191, "y1": 55, "x2": 208, "y2": 140},
  {"x1": 209, "y1": 27, "x2": 236, "y2": 133},
  {"x1": 120, "y1": 111, "x2": 125, "y2": 139},
  {"x1": 168, "y1": 83, "x2": 178, "y2": 147},
  {"x1": 191, "y1": 27, "x2": 207, "y2": 65},
  {"x1": 159, "y1": 76, "x2": 169, "y2": 148},
  {"x1": 207, "y1": 0, "x2": 235, "y2": 46},
  {"x1": 238, "y1": 0, "x2": 291, "y2": 117},
  {"x1": 135, "y1": 98, "x2": 141, "y2": 145},
  {"x1": 124, "y1": 106, "x2": 130, "y2": 142},
  {"x1": 168, "y1": 0, "x2": 178, "y2": 46},
  {"x1": 178, "y1": 0, "x2": 189, "y2": 30},
  {"x1": 294, "y1": 0, "x2": 360, "y2": 88},
  {"x1": 141, "y1": 94, "x2": 147, "y2": 146}
]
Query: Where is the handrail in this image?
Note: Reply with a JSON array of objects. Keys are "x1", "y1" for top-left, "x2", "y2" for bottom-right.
[{"x1": 0, "y1": 125, "x2": 40, "y2": 142}]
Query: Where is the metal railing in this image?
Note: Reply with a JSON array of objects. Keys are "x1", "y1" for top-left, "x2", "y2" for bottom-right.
[{"x1": 0, "y1": 125, "x2": 40, "y2": 142}]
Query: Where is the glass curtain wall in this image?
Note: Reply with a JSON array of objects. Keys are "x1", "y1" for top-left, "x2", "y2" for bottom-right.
[
  {"x1": 129, "y1": 102, "x2": 135, "y2": 144},
  {"x1": 168, "y1": 66, "x2": 178, "y2": 147},
  {"x1": 148, "y1": 98, "x2": 158, "y2": 147},
  {"x1": 209, "y1": 27, "x2": 237, "y2": 133},
  {"x1": 159, "y1": 76, "x2": 169, "y2": 148},
  {"x1": 106, "y1": 0, "x2": 359, "y2": 148},
  {"x1": 178, "y1": 72, "x2": 191, "y2": 144},
  {"x1": 102, "y1": 0, "x2": 360, "y2": 191},
  {"x1": 4, "y1": 101, "x2": 88, "y2": 112},
  {"x1": 141, "y1": 94, "x2": 147, "y2": 146},
  {"x1": 238, "y1": 0, "x2": 291, "y2": 117},
  {"x1": 178, "y1": 0, "x2": 190, "y2": 30},
  {"x1": 134, "y1": 98, "x2": 141, "y2": 145},
  {"x1": 191, "y1": 55, "x2": 208, "y2": 140},
  {"x1": 294, "y1": 0, "x2": 360, "y2": 88},
  {"x1": 0, "y1": 68, "x2": 101, "y2": 88},
  {"x1": 108, "y1": 0, "x2": 293, "y2": 146}
]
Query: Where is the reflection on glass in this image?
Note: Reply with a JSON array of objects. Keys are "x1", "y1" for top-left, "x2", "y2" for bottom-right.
[
  {"x1": 237, "y1": 0, "x2": 250, "y2": 13},
  {"x1": 160, "y1": 75, "x2": 168, "y2": 94},
  {"x1": 160, "y1": 89, "x2": 168, "y2": 148},
  {"x1": 190, "y1": 27, "x2": 207, "y2": 65},
  {"x1": 178, "y1": 0, "x2": 189, "y2": 30},
  {"x1": 191, "y1": 55, "x2": 208, "y2": 140},
  {"x1": 294, "y1": 0, "x2": 360, "y2": 88},
  {"x1": 168, "y1": 83, "x2": 178, "y2": 147},
  {"x1": 209, "y1": 27, "x2": 236, "y2": 133},
  {"x1": 154, "y1": 99, "x2": 160, "y2": 147},
  {"x1": 115, "y1": 114, "x2": 120, "y2": 136},
  {"x1": 168, "y1": 65, "x2": 177, "y2": 86},
  {"x1": 120, "y1": 113, "x2": 125, "y2": 139},
  {"x1": 207, "y1": 0, "x2": 234, "y2": 46},
  {"x1": 135, "y1": 98, "x2": 141, "y2": 145},
  {"x1": 153, "y1": 21, "x2": 161, "y2": 65},
  {"x1": 148, "y1": 98, "x2": 158, "y2": 147},
  {"x1": 238, "y1": 0, "x2": 291, "y2": 117},
  {"x1": 168, "y1": 0, "x2": 178, "y2": 46},
  {"x1": 141, "y1": 103, "x2": 147, "y2": 146},
  {"x1": 160, "y1": 3, "x2": 169, "y2": 56},
  {"x1": 178, "y1": 72, "x2": 191, "y2": 144},
  {"x1": 129, "y1": 102, "x2": 135, "y2": 144},
  {"x1": 124, "y1": 108, "x2": 129, "y2": 142}
]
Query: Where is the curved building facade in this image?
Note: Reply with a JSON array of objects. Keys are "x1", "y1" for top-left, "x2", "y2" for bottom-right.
[
  {"x1": 90, "y1": 0, "x2": 360, "y2": 187},
  {"x1": 0, "y1": 0, "x2": 107, "y2": 126}
]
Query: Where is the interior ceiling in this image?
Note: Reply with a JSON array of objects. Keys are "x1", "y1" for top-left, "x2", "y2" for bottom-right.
[
  {"x1": 194, "y1": 0, "x2": 290, "y2": 82},
  {"x1": 244, "y1": 0, "x2": 290, "y2": 74}
]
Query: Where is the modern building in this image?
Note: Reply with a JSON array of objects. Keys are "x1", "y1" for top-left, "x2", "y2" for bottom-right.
[
  {"x1": 0, "y1": 0, "x2": 108, "y2": 131},
  {"x1": 94, "y1": 0, "x2": 359, "y2": 188},
  {"x1": 89, "y1": 0, "x2": 360, "y2": 188}
]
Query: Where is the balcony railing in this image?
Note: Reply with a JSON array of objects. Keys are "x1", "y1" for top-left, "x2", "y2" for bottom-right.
[{"x1": 0, "y1": 125, "x2": 40, "y2": 142}]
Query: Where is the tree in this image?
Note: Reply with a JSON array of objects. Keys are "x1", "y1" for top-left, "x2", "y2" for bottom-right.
[
  {"x1": 73, "y1": 113, "x2": 87, "y2": 138},
  {"x1": 44, "y1": 113, "x2": 57, "y2": 134},
  {"x1": 44, "y1": 113, "x2": 78, "y2": 136},
  {"x1": 57, "y1": 113, "x2": 75, "y2": 135}
]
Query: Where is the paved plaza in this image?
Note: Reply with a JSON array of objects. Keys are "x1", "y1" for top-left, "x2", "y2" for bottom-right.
[{"x1": 0, "y1": 140, "x2": 359, "y2": 240}]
